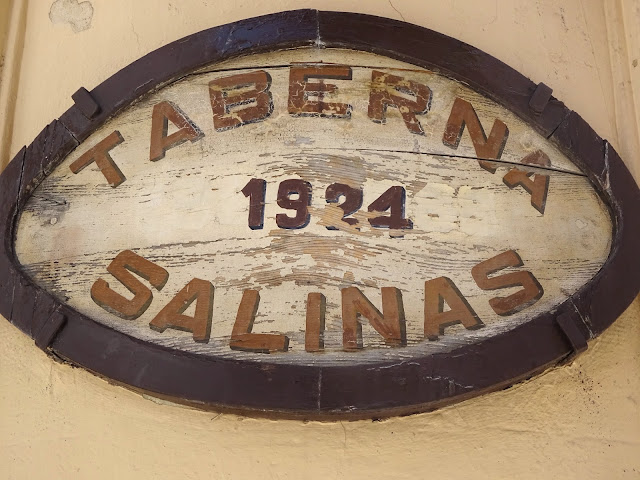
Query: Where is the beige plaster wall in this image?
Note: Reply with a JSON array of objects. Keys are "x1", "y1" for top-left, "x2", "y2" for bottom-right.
[
  {"x1": 0, "y1": 2, "x2": 11, "y2": 58},
  {"x1": 1, "y1": 0, "x2": 639, "y2": 478}
]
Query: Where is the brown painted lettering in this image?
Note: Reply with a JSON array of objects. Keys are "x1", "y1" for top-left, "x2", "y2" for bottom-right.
[
  {"x1": 424, "y1": 277, "x2": 482, "y2": 340},
  {"x1": 149, "y1": 101, "x2": 202, "y2": 162},
  {"x1": 368, "y1": 70, "x2": 432, "y2": 135},
  {"x1": 502, "y1": 150, "x2": 551, "y2": 214},
  {"x1": 230, "y1": 290, "x2": 289, "y2": 353},
  {"x1": 325, "y1": 183, "x2": 362, "y2": 229},
  {"x1": 149, "y1": 278, "x2": 214, "y2": 342},
  {"x1": 242, "y1": 178, "x2": 267, "y2": 229},
  {"x1": 91, "y1": 250, "x2": 169, "y2": 320},
  {"x1": 342, "y1": 287, "x2": 406, "y2": 351},
  {"x1": 70, "y1": 131, "x2": 126, "y2": 187},
  {"x1": 288, "y1": 65, "x2": 352, "y2": 117},
  {"x1": 442, "y1": 97, "x2": 509, "y2": 173},
  {"x1": 276, "y1": 178, "x2": 312, "y2": 229},
  {"x1": 209, "y1": 70, "x2": 273, "y2": 131},
  {"x1": 471, "y1": 250, "x2": 544, "y2": 316},
  {"x1": 305, "y1": 292, "x2": 326, "y2": 352},
  {"x1": 367, "y1": 186, "x2": 413, "y2": 229}
]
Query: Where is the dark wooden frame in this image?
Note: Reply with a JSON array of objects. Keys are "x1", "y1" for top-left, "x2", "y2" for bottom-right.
[{"x1": 1, "y1": 10, "x2": 638, "y2": 419}]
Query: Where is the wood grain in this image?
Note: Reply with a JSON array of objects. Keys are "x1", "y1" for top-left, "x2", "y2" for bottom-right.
[{"x1": 14, "y1": 49, "x2": 612, "y2": 367}]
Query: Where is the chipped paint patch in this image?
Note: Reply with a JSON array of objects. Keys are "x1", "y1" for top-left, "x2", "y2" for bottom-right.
[{"x1": 49, "y1": 0, "x2": 93, "y2": 33}]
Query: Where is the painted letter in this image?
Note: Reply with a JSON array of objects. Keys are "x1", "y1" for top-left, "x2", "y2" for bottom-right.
[
  {"x1": 149, "y1": 101, "x2": 202, "y2": 162},
  {"x1": 288, "y1": 65, "x2": 352, "y2": 118},
  {"x1": 502, "y1": 150, "x2": 551, "y2": 214},
  {"x1": 424, "y1": 277, "x2": 482, "y2": 340},
  {"x1": 149, "y1": 278, "x2": 214, "y2": 343},
  {"x1": 442, "y1": 97, "x2": 509, "y2": 173},
  {"x1": 305, "y1": 292, "x2": 326, "y2": 352},
  {"x1": 230, "y1": 290, "x2": 289, "y2": 353},
  {"x1": 342, "y1": 287, "x2": 406, "y2": 351},
  {"x1": 471, "y1": 250, "x2": 544, "y2": 316},
  {"x1": 91, "y1": 250, "x2": 168, "y2": 320},
  {"x1": 70, "y1": 131, "x2": 126, "y2": 187},
  {"x1": 209, "y1": 70, "x2": 274, "y2": 131},
  {"x1": 368, "y1": 70, "x2": 432, "y2": 135}
]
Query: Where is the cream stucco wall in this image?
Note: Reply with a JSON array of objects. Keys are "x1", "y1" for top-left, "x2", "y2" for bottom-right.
[{"x1": 1, "y1": 1, "x2": 639, "y2": 478}]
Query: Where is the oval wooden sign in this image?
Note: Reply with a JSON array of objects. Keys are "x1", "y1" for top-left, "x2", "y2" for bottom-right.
[{"x1": 1, "y1": 10, "x2": 638, "y2": 418}]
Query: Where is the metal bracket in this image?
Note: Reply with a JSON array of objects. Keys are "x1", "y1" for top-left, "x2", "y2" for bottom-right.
[
  {"x1": 556, "y1": 311, "x2": 588, "y2": 357},
  {"x1": 529, "y1": 82, "x2": 553, "y2": 115},
  {"x1": 34, "y1": 310, "x2": 67, "y2": 351},
  {"x1": 72, "y1": 87, "x2": 101, "y2": 119}
]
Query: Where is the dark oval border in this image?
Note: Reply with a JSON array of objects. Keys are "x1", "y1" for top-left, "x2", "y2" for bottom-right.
[{"x1": 1, "y1": 10, "x2": 638, "y2": 419}]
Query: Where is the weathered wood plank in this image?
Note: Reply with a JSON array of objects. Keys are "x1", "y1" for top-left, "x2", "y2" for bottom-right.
[
  {"x1": 196, "y1": 48, "x2": 582, "y2": 174},
  {"x1": 14, "y1": 49, "x2": 610, "y2": 367},
  {"x1": 16, "y1": 149, "x2": 610, "y2": 365}
]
